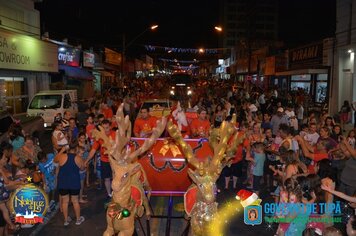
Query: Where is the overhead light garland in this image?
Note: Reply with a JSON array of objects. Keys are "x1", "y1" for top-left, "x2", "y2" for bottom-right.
[
  {"x1": 145, "y1": 45, "x2": 220, "y2": 54},
  {"x1": 159, "y1": 58, "x2": 200, "y2": 63},
  {"x1": 170, "y1": 65, "x2": 199, "y2": 69}
]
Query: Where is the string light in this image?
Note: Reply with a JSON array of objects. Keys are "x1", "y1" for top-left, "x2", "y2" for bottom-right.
[{"x1": 145, "y1": 45, "x2": 231, "y2": 54}]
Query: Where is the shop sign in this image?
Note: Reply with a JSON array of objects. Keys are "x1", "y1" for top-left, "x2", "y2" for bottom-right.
[
  {"x1": 83, "y1": 51, "x2": 95, "y2": 68},
  {"x1": 0, "y1": 28, "x2": 58, "y2": 72},
  {"x1": 289, "y1": 42, "x2": 323, "y2": 68},
  {"x1": 135, "y1": 59, "x2": 142, "y2": 71},
  {"x1": 105, "y1": 48, "x2": 122, "y2": 66},
  {"x1": 124, "y1": 61, "x2": 135, "y2": 73},
  {"x1": 275, "y1": 54, "x2": 288, "y2": 72},
  {"x1": 142, "y1": 55, "x2": 153, "y2": 66},
  {"x1": 265, "y1": 57, "x2": 275, "y2": 75},
  {"x1": 58, "y1": 46, "x2": 80, "y2": 67}
]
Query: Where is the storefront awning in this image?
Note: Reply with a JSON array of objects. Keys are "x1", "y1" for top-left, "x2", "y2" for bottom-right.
[
  {"x1": 275, "y1": 68, "x2": 328, "y2": 76},
  {"x1": 59, "y1": 65, "x2": 95, "y2": 80}
]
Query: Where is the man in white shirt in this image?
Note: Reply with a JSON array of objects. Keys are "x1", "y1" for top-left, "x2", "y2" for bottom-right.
[
  {"x1": 304, "y1": 123, "x2": 320, "y2": 146},
  {"x1": 296, "y1": 103, "x2": 304, "y2": 126},
  {"x1": 285, "y1": 105, "x2": 298, "y2": 132},
  {"x1": 258, "y1": 92, "x2": 266, "y2": 113},
  {"x1": 271, "y1": 107, "x2": 290, "y2": 136}
]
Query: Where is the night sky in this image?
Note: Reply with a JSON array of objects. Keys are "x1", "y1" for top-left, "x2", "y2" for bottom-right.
[{"x1": 35, "y1": 0, "x2": 335, "y2": 53}]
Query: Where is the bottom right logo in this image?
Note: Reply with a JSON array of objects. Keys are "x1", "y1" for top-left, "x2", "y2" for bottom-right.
[{"x1": 244, "y1": 205, "x2": 262, "y2": 226}]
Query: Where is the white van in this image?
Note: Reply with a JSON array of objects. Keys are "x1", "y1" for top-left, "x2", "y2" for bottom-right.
[{"x1": 27, "y1": 90, "x2": 78, "y2": 128}]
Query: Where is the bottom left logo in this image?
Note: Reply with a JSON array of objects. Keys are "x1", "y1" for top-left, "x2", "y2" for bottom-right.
[{"x1": 8, "y1": 184, "x2": 48, "y2": 224}]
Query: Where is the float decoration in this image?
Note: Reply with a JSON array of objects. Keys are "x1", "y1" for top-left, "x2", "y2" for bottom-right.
[
  {"x1": 93, "y1": 103, "x2": 167, "y2": 236},
  {"x1": 167, "y1": 114, "x2": 243, "y2": 236}
]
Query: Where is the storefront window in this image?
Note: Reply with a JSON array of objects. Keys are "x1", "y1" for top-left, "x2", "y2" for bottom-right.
[
  {"x1": 291, "y1": 82, "x2": 311, "y2": 93},
  {"x1": 315, "y1": 82, "x2": 327, "y2": 103},
  {"x1": 290, "y1": 74, "x2": 311, "y2": 94},
  {"x1": 317, "y1": 74, "x2": 328, "y2": 81},
  {"x1": 0, "y1": 77, "x2": 28, "y2": 114},
  {"x1": 291, "y1": 74, "x2": 311, "y2": 81},
  {"x1": 316, "y1": 74, "x2": 328, "y2": 103}
]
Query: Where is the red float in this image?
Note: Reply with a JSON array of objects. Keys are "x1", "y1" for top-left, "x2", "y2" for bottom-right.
[{"x1": 133, "y1": 138, "x2": 212, "y2": 196}]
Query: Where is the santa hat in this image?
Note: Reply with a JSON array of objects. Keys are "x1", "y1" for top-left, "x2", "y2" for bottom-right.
[{"x1": 236, "y1": 189, "x2": 260, "y2": 208}]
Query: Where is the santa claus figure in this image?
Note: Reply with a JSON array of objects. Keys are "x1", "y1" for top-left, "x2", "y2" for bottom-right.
[{"x1": 169, "y1": 101, "x2": 190, "y2": 138}]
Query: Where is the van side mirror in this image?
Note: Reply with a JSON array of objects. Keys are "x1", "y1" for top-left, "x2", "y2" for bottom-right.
[
  {"x1": 63, "y1": 95, "x2": 71, "y2": 108},
  {"x1": 64, "y1": 100, "x2": 71, "y2": 109}
]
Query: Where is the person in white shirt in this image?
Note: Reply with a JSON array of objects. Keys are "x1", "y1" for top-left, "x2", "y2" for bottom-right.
[
  {"x1": 296, "y1": 103, "x2": 304, "y2": 126},
  {"x1": 272, "y1": 89, "x2": 278, "y2": 98},
  {"x1": 285, "y1": 105, "x2": 298, "y2": 133},
  {"x1": 258, "y1": 92, "x2": 266, "y2": 113},
  {"x1": 52, "y1": 121, "x2": 68, "y2": 152},
  {"x1": 303, "y1": 123, "x2": 320, "y2": 146}
]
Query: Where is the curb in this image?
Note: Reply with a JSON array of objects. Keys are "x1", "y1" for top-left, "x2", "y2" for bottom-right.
[{"x1": 28, "y1": 204, "x2": 60, "y2": 236}]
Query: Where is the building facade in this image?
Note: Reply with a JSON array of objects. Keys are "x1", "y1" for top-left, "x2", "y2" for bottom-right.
[
  {"x1": 332, "y1": 0, "x2": 356, "y2": 115},
  {"x1": 219, "y1": 0, "x2": 278, "y2": 49},
  {"x1": 0, "y1": 0, "x2": 57, "y2": 113}
]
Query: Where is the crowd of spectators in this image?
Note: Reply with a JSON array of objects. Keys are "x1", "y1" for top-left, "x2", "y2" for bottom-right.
[{"x1": 0, "y1": 78, "x2": 355, "y2": 235}]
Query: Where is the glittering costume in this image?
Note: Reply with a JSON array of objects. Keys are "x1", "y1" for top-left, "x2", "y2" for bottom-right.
[
  {"x1": 92, "y1": 103, "x2": 166, "y2": 236},
  {"x1": 167, "y1": 115, "x2": 243, "y2": 236}
]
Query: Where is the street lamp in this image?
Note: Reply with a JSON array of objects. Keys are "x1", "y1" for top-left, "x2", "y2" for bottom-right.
[
  {"x1": 214, "y1": 26, "x2": 223, "y2": 32},
  {"x1": 121, "y1": 24, "x2": 159, "y2": 79}
]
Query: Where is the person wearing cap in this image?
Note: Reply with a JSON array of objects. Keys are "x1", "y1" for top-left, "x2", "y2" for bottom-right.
[{"x1": 270, "y1": 107, "x2": 290, "y2": 136}]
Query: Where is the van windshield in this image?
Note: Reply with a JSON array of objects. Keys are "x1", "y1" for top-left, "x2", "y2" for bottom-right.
[
  {"x1": 28, "y1": 95, "x2": 62, "y2": 109},
  {"x1": 171, "y1": 74, "x2": 192, "y2": 85}
]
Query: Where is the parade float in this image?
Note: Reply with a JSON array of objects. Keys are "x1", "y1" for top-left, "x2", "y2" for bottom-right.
[{"x1": 94, "y1": 102, "x2": 243, "y2": 236}]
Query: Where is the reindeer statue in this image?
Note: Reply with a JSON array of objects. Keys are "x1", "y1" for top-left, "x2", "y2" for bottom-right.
[
  {"x1": 93, "y1": 103, "x2": 167, "y2": 236},
  {"x1": 167, "y1": 115, "x2": 244, "y2": 236}
]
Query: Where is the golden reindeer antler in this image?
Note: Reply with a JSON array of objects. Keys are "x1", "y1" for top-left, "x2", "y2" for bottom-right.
[
  {"x1": 127, "y1": 117, "x2": 167, "y2": 162},
  {"x1": 167, "y1": 120, "x2": 200, "y2": 170},
  {"x1": 209, "y1": 115, "x2": 236, "y2": 175},
  {"x1": 114, "y1": 103, "x2": 132, "y2": 155}
]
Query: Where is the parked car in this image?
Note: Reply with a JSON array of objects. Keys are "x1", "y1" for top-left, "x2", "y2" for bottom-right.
[{"x1": 0, "y1": 110, "x2": 45, "y2": 144}]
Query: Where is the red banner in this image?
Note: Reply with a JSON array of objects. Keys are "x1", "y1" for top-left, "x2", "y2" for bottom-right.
[
  {"x1": 15, "y1": 216, "x2": 44, "y2": 224},
  {"x1": 134, "y1": 138, "x2": 213, "y2": 196}
]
